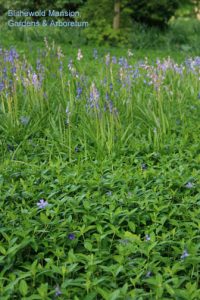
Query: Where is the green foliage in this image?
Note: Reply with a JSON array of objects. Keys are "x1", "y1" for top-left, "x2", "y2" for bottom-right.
[
  {"x1": 79, "y1": 0, "x2": 134, "y2": 46},
  {"x1": 0, "y1": 37, "x2": 200, "y2": 299},
  {"x1": 0, "y1": 0, "x2": 85, "y2": 12},
  {"x1": 128, "y1": 0, "x2": 180, "y2": 28},
  {"x1": 0, "y1": 0, "x2": 199, "y2": 46}
]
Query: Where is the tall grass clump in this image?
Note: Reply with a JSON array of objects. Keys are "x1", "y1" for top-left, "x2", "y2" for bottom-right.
[{"x1": 0, "y1": 39, "x2": 199, "y2": 159}]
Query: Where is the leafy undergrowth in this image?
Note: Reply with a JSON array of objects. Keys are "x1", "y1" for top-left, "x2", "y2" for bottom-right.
[
  {"x1": 0, "y1": 134, "x2": 200, "y2": 299},
  {"x1": 0, "y1": 42, "x2": 200, "y2": 299}
]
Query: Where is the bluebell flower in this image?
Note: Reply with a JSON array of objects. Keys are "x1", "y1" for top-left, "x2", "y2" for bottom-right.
[
  {"x1": 108, "y1": 100, "x2": 113, "y2": 113},
  {"x1": 4, "y1": 48, "x2": 18, "y2": 63},
  {"x1": 118, "y1": 57, "x2": 124, "y2": 66},
  {"x1": 105, "y1": 53, "x2": 110, "y2": 65},
  {"x1": 112, "y1": 56, "x2": 117, "y2": 64},
  {"x1": 59, "y1": 62, "x2": 63, "y2": 73},
  {"x1": 68, "y1": 59, "x2": 73, "y2": 71},
  {"x1": 11, "y1": 66, "x2": 16, "y2": 74},
  {"x1": 76, "y1": 85, "x2": 82, "y2": 98},
  {"x1": 36, "y1": 59, "x2": 41, "y2": 71},
  {"x1": 0, "y1": 82, "x2": 4, "y2": 92},
  {"x1": 3, "y1": 67, "x2": 7, "y2": 79},
  {"x1": 32, "y1": 73, "x2": 39, "y2": 87},
  {"x1": 193, "y1": 56, "x2": 200, "y2": 67},
  {"x1": 89, "y1": 82, "x2": 100, "y2": 110},
  {"x1": 9, "y1": 80, "x2": 13, "y2": 87}
]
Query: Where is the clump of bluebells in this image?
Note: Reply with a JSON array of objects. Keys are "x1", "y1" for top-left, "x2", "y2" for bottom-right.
[{"x1": 1, "y1": 43, "x2": 200, "y2": 125}]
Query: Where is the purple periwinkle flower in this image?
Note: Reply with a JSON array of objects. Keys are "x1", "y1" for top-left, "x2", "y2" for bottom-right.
[
  {"x1": 185, "y1": 182, "x2": 194, "y2": 189},
  {"x1": 68, "y1": 233, "x2": 75, "y2": 240},
  {"x1": 141, "y1": 163, "x2": 147, "y2": 170},
  {"x1": 55, "y1": 286, "x2": 62, "y2": 297},
  {"x1": 75, "y1": 146, "x2": 80, "y2": 152},
  {"x1": 145, "y1": 234, "x2": 151, "y2": 241},
  {"x1": 145, "y1": 271, "x2": 152, "y2": 277},
  {"x1": 106, "y1": 191, "x2": 112, "y2": 196},
  {"x1": 37, "y1": 199, "x2": 48, "y2": 209},
  {"x1": 181, "y1": 249, "x2": 189, "y2": 259}
]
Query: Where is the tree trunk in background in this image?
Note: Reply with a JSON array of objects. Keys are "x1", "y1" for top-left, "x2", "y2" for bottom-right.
[
  {"x1": 113, "y1": 0, "x2": 120, "y2": 30},
  {"x1": 194, "y1": 1, "x2": 200, "y2": 19},
  {"x1": 191, "y1": 0, "x2": 200, "y2": 19}
]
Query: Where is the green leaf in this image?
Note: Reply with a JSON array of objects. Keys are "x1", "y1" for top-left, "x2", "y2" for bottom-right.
[
  {"x1": 84, "y1": 241, "x2": 93, "y2": 251},
  {"x1": 37, "y1": 283, "x2": 48, "y2": 298},
  {"x1": 40, "y1": 212, "x2": 50, "y2": 224},
  {"x1": 19, "y1": 279, "x2": 28, "y2": 296},
  {"x1": 109, "y1": 290, "x2": 120, "y2": 300},
  {"x1": 124, "y1": 231, "x2": 140, "y2": 241},
  {"x1": 0, "y1": 245, "x2": 6, "y2": 255}
]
